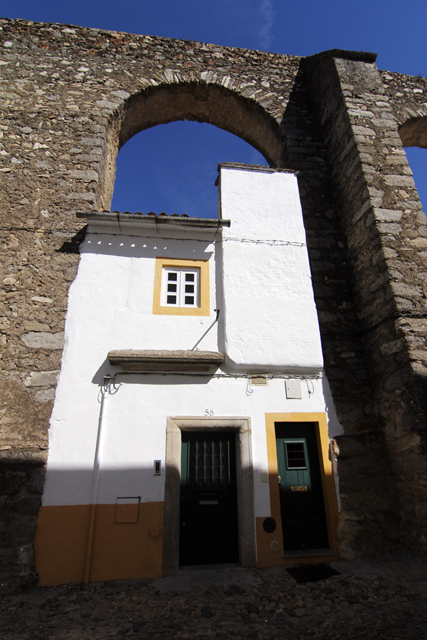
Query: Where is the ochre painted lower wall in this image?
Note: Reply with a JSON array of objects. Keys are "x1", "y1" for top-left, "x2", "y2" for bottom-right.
[
  {"x1": 36, "y1": 412, "x2": 339, "y2": 585},
  {"x1": 35, "y1": 502, "x2": 164, "y2": 586}
]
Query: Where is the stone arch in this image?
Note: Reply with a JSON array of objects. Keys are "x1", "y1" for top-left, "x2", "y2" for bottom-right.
[
  {"x1": 101, "y1": 81, "x2": 283, "y2": 209},
  {"x1": 398, "y1": 115, "x2": 427, "y2": 148}
]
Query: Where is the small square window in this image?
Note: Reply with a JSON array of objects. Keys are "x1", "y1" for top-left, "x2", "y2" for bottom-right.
[
  {"x1": 153, "y1": 258, "x2": 210, "y2": 316},
  {"x1": 162, "y1": 267, "x2": 200, "y2": 308}
]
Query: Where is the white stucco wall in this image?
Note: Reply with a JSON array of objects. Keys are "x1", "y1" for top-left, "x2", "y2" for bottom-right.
[
  {"x1": 42, "y1": 166, "x2": 342, "y2": 521},
  {"x1": 219, "y1": 165, "x2": 323, "y2": 373},
  {"x1": 79, "y1": 224, "x2": 218, "y2": 352},
  {"x1": 45, "y1": 372, "x2": 341, "y2": 515}
]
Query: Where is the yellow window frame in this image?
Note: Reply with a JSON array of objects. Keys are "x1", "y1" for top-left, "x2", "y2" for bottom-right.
[{"x1": 153, "y1": 257, "x2": 210, "y2": 316}]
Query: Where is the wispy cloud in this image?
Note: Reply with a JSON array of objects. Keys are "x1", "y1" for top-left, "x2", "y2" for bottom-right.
[{"x1": 258, "y1": 0, "x2": 275, "y2": 51}]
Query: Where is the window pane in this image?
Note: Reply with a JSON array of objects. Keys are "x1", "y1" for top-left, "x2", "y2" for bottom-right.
[
  {"x1": 285, "y1": 442, "x2": 307, "y2": 469},
  {"x1": 162, "y1": 266, "x2": 200, "y2": 309}
]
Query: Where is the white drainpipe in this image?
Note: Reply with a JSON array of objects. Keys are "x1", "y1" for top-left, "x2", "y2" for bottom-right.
[{"x1": 84, "y1": 375, "x2": 111, "y2": 585}]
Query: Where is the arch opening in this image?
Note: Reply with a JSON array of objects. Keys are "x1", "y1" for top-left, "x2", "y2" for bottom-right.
[
  {"x1": 101, "y1": 81, "x2": 283, "y2": 210},
  {"x1": 399, "y1": 116, "x2": 427, "y2": 149},
  {"x1": 111, "y1": 121, "x2": 268, "y2": 218},
  {"x1": 399, "y1": 116, "x2": 427, "y2": 214}
]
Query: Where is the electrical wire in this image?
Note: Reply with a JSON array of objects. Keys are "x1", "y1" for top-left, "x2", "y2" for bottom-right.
[
  {"x1": 222, "y1": 237, "x2": 306, "y2": 248},
  {"x1": 110, "y1": 370, "x2": 324, "y2": 382},
  {"x1": 85, "y1": 231, "x2": 306, "y2": 249}
]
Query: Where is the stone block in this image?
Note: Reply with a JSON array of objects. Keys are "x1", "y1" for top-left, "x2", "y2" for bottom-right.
[
  {"x1": 27, "y1": 467, "x2": 46, "y2": 494},
  {"x1": 334, "y1": 436, "x2": 366, "y2": 458},
  {"x1": 380, "y1": 339, "x2": 405, "y2": 356},
  {"x1": 68, "y1": 169, "x2": 99, "y2": 182},
  {"x1": 24, "y1": 321, "x2": 51, "y2": 332},
  {"x1": 24, "y1": 370, "x2": 60, "y2": 387},
  {"x1": 383, "y1": 175, "x2": 415, "y2": 187},
  {"x1": 21, "y1": 332, "x2": 64, "y2": 349},
  {"x1": 7, "y1": 496, "x2": 41, "y2": 516},
  {"x1": 31, "y1": 296, "x2": 53, "y2": 304},
  {"x1": 35, "y1": 389, "x2": 55, "y2": 403},
  {"x1": 390, "y1": 282, "x2": 421, "y2": 298},
  {"x1": 372, "y1": 208, "x2": 403, "y2": 222},
  {"x1": 388, "y1": 433, "x2": 421, "y2": 455}
]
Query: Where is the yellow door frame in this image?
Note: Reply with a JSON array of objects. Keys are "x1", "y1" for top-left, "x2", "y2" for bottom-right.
[{"x1": 256, "y1": 412, "x2": 340, "y2": 567}]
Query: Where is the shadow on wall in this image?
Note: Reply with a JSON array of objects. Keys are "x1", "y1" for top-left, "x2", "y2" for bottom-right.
[
  {"x1": 35, "y1": 456, "x2": 255, "y2": 587},
  {"x1": 278, "y1": 61, "x2": 379, "y2": 438},
  {"x1": 80, "y1": 232, "x2": 215, "y2": 261},
  {"x1": 0, "y1": 453, "x2": 46, "y2": 587},
  {"x1": 91, "y1": 362, "x2": 219, "y2": 386}
]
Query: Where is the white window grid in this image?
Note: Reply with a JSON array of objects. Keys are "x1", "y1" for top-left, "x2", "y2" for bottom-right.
[{"x1": 162, "y1": 267, "x2": 200, "y2": 308}]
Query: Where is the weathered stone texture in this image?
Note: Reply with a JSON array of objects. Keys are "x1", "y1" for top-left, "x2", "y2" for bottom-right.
[
  {"x1": 335, "y1": 433, "x2": 402, "y2": 559},
  {"x1": 305, "y1": 51, "x2": 427, "y2": 550},
  {"x1": 379, "y1": 70, "x2": 427, "y2": 148},
  {"x1": 0, "y1": 450, "x2": 46, "y2": 586},
  {"x1": 1, "y1": 19, "x2": 427, "y2": 582}
]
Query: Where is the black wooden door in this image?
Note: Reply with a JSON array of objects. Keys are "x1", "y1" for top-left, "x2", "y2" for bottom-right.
[
  {"x1": 180, "y1": 432, "x2": 239, "y2": 565},
  {"x1": 275, "y1": 422, "x2": 329, "y2": 550}
]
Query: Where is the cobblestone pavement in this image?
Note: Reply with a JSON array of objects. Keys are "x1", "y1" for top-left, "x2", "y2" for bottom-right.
[{"x1": 1, "y1": 561, "x2": 427, "y2": 640}]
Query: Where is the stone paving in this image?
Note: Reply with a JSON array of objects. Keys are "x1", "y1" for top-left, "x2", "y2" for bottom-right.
[{"x1": 1, "y1": 560, "x2": 427, "y2": 639}]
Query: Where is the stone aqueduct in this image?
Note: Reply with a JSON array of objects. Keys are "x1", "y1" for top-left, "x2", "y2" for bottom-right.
[{"x1": 0, "y1": 18, "x2": 427, "y2": 583}]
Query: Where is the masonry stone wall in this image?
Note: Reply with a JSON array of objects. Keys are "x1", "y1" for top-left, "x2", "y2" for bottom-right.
[
  {"x1": 379, "y1": 70, "x2": 427, "y2": 146},
  {"x1": 304, "y1": 52, "x2": 427, "y2": 552},
  {"x1": 0, "y1": 18, "x2": 426, "y2": 584}
]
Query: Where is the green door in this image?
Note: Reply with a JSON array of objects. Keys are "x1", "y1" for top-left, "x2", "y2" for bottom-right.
[
  {"x1": 180, "y1": 432, "x2": 239, "y2": 565},
  {"x1": 275, "y1": 422, "x2": 329, "y2": 550}
]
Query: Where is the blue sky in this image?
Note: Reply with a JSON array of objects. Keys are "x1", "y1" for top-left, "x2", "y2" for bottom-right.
[{"x1": 1, "y1": 0, "x2": 426, "y2": 217}]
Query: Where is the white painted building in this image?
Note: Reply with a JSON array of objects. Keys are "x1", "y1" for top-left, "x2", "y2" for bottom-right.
[{"x1": 35, "y1": 164, "x2": 342, "y2": 585}]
